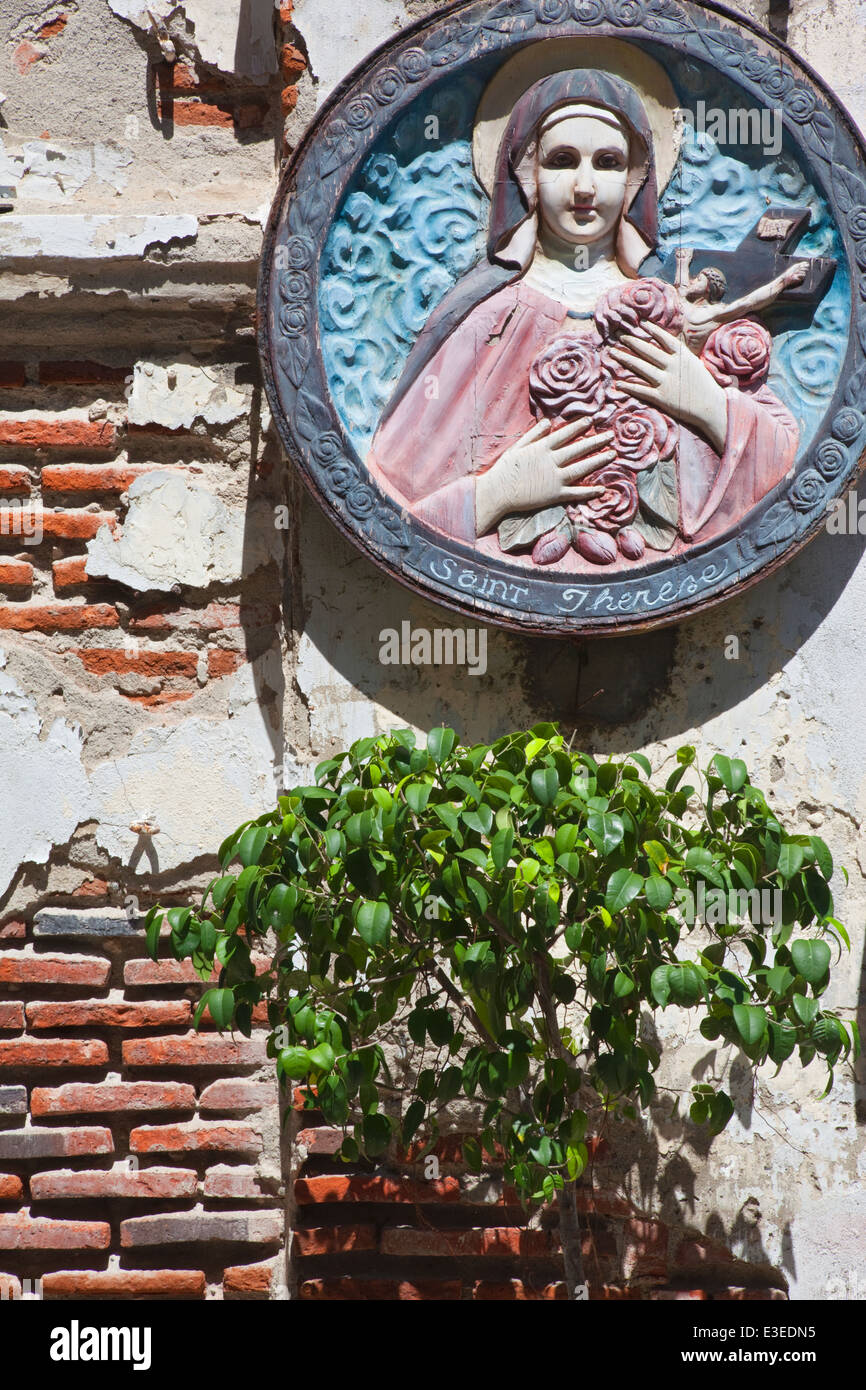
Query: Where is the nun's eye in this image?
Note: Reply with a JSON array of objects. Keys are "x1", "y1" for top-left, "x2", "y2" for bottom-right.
[
  {"x1": 546, "y1": 150, "x2": 578, "y2": 169},
  {"x1": 594, "y1": 151, "x2": 626, "y2": 171}
]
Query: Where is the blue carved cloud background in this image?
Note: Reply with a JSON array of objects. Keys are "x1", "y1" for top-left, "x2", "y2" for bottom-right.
[{"x1": 319, "y1": 55, "x2": 849, "y2": 457}]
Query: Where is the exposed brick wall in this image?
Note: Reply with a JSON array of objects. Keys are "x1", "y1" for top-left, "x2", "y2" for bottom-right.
[
  {"x1": 0, "y1": 916, "x2": 283, "y2": 1300},
  {"x1": 290, "y1": 1108, "x2": 788, "y2": 1302}
]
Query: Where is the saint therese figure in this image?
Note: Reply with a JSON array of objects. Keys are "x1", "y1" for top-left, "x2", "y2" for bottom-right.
[{"x1": 366, "y1": 67, "x2": 801, "y2": 569}]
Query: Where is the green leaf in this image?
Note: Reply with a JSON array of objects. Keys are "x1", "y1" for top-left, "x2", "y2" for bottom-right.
[
  {"x1": 355, "y1": 900, "x2": 391, "y2": 947},
  {"x1": 793, "y1": 993, "x2": 819, "y2": 1026},
  {"x1": 650, "y1": 965, "x2": 671, "y2": 1007},
  {"x1": 614, "y1": 970, "x2": 635, "y2": 998},
  {"x1": 144, "y1": 907, "x2": 162, "y2": 961},
  {"x1": 463, "y1": 1136, "x2": 482, "y2": 1172},
  {"x1": 402, "y1": 1099, "x2": 425, "y2": 1145},
  {"x1": 732, "y1": 1004, "x2": 767, "y2": 1047},
  {"x1": 586, "y1": 811, "x2": 625, "y2": 856},
  {"x1": 491, "y1": 825, "x2": 514, "y2": 870},
  {"x1": 530, "y1": 767, "x2": 559, "y2": 807},
  {"x1": 206, "y1": 988, "x2": 235, "y2": 1030},
  {"x1": 768, "y1": 1020, "x2": 797, "y2": 1065},
  {"x1": 809, "y1": 836, "x2": 833, "y2": 879},
  {"x1": 405, "y1": 782, "x2": 432, "y2": 814},
  {"x1": 605, "y1": 868, "x2": 643, "y2": 915},
  {"x1": 427, "y1": 727, "x2": 456, "y2": 764},
  {"x1": 667, "y1": 962, "x2": 704, "y2": 1007},
  {"x1": 777, "y1": 842, "x2": 806, "y2": 881},
  {"x1": 708, "y1": 1089, "x2": 734, "y2": 1134},
  {"x1": 790, "y1": 939, "x2": 831, "y2": 986},
  {"x1": 630, "y1": 753, "x2": 652, "y2": 777},
  {"x1": 237, "y1": 825, "x2": 269, "y2": 868},
  {"x1": 712, "y1": 755, "x2": 747, "y2": 794},
  {"x1": 362, "y1": 1112, "x2": 392, "y2": 1157},
  {"x1": 645, "y1": 874, "x2": 673, "y2": 911}
]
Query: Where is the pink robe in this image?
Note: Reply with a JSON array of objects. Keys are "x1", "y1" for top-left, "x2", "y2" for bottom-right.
[{"x1": 366, "y1": 281, "x2": 798, "y2": 569}]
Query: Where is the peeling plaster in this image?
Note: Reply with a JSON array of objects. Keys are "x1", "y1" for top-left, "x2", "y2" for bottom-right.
[
  {"x1": 128, "y1": 357, "x2": 249, "y2": 431},
  {"x1": 88, "y1": 660, "x2": 295, "y2": 873},
  {"x1": 107, "y1": 0, "x2": 277, "y2": 78},
  {"x1": 0, "y1": 139, "x2": 133, "y2": 202},
  {"x1": 85, "y1": 473, "x2": 279, "y2": 593},
  {"x1": 0, "y1": 213, "x2": 197, "y2": 259},
  {"x1": 0, "y1": 653, "x2": 90, "y2": 899}
]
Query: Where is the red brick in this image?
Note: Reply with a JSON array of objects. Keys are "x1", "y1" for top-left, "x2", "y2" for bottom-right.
[
  {"x1": 43, "y1": 1269, "x2": 206, "y2": 1299},
  {"x1": 713, "y1": 1287, "x2": 787, "y2": 1301},
  {"x1": 294, "y1": 1175, "x2": 461, "y2": 1205},
  {"x1": 203, "y1": 1167, "x2": 270, "y2": 1200},
  {"x1": 31, "y1": 1082, "x2": 196, "y2": 1116},
  {"x1": 123, "y1": 957, "x2": 210, "y2": 985},
  {"x1": 131, "y1": 1122, "x2": 261, "y2": 1156},
  {"x1": 155, "y1": 62, "x2": 232, "y2": 95},
  {"x1": 576, "y1": 1189, "x2": 635, "y2": 1217},
  {"x1": 37, "y1": 14, "x2": 67, "y2": 38},
  {"x1": 0, "y1": 920, "x2": 26, "y2": 939},
  {"x1": 0, "y1": 952, "x2": 110, "y2": 986},
  {"x1": 297, "y1": 1126, "x2": 342, "y2": 1155},
  {"x1": 0, "y1": 1214, "x2": 111, "y2": 1250},
  {"x1": 278, "y1": 2, "x2": 294, "y2": 22},
  {"x1": 38, "y1": 361, "x2": 130, "y2": 387},
  {"x1": 41, "y1": 465, "x2": 149, "y2": 497},
  {"x1": 281, "y1": 87, "x2": 299, "y2": 117},
  {"x1": 380, "y1": 1227, "x2": 553, "y2": 1258},
  {"x1": 74, "y1": 648, "x2": 198, "y2": 679},
  {"x1": 0, "y1": 1002, "x2": 24, "y2": 1030},
  {"x1": 0, "y1": 1174, "x2": 24, "y2": 1200},
  {"x1": 52, "y1": 556, "x2": 88, "y2": 590},
  {"x1": 30, "y1": 1167, "x2": 197, "y2": 1200},
  {"x1": 651, "y1": 1288, "x2": 709, "y2": 1300},
  {"x1": 0, "y1": 603, "x2": 118, "y2": 632},
  {"x1": 0, "y1": 420, "x2": 117, "y2": 451},
  {"x1": 13, "y1": 41, "x2": 46, "y2": 75},
  {"x1": 0, "y1": 364, "x2": 27, "y2": 389},
  {"x1": 199, "y1": 1080, "x2": 276, "y2": 1113},
  {"x1": 0, "y1": 1127, "x2": 113, "y2": 1160},
  {"x1": 26, "y1": 1000, "x2": 190, "y2": 1029},
  {"x1": 0, "y1": 468, "x2": 30, "y2": 494},
  {"x1": 40, "y1": 511, "x2": 117, "y2": 540},
  {"x1": 123, "y1": 1033, "x2": 266, "y2": 1068},
  {"x1": 71, "y1": 877, "x2": 110, "y2": 899},
  {"x1": 0, "y1": 1273, "x2": 21, "y2": 1299},
  {"x1": 0, "y1": 1039, "x2": 108, "y2": 1068},
  {"x1": 472, "y1": 1280, "x2": 567, "y2": 1300},
  {"x1": 279, "y1": 43, "x2": 306, "y2": 78},
  {"x1": 173, "y1": 100, "x2": 234, "y2": 127},
  {"x1": 208, "y1": 649, "x2": 245, "y2": 678},
  {"x1": 236, "y1": 104, "x2": 267, "y2": 129},
  {"x1": 299, "y1": 1278, "x2": 461, "y2": 1301},
  {"x1": 622, "y1": 1218, "x2": 669, "y2": 1280},
  {"x1": 294, "y1": 1225, "x2": 376, "y2": 1255},
  {"x1": 121, "y1": 1211, "x2": 281, "y2": 1246},
  {"x1": 224, "y1": 1259, "x2": 276, "y2": 1298},
  {"x1": 672, "y1": 1237, "x2": 735, "y2": 1277}
]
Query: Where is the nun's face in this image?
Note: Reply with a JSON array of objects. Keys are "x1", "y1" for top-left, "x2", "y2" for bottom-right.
[{"x1": 536, "y1": 114, "x2": 630, "y2": 248}]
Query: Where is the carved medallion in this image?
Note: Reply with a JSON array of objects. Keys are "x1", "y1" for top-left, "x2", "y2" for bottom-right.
[{"x1": 259, "y1": 0, "x2": 866, "y2": 635}]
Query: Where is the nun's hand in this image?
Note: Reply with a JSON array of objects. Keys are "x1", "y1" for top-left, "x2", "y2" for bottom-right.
[
  {"x1": 609, "y1": 322, "x2": 729, "y2": 455},
  {"x1": 475, "y1": 418, "x2": 615, "y2": 536}
]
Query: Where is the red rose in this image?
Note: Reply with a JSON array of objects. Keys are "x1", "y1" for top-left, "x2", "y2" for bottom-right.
[
  {"x1": 594, "y1": 277, "x2": 684, "y2": 343},
  {"x1": 529, "y1": 333, "x2": 612, "y2": 422},
  {"x1": 611, "y1": 406, "x2": 678, "y2": 471},
  {"x1": 701, "y1": 318, "x2": 772, "y2": 390},
  {"x1": 574, "y1": 464, "x2": 639, "y2": 533}
]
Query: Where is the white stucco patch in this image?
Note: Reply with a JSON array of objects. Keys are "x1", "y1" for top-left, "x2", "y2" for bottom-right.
[
  {"x1": 89, "y1": 662, "x2": 292, "y2": 872},
  {"x1": 0, "y1": 653, "x2": 90, "y2": 898},
  {"x1": 128, "y1": 357, "x2": 248, "y2": 430},
  {"x1": 85, "y1": 473, "x2": 278, "y2": 593},
  {"x1": 0, "y1": 213, "x2": 197, "y2": 259},
  {"x1": 2, "y1": 141, "x2": 133, "y2": 202},
  {"x1": 292, "y1": 0, "x2": 410, "y2": 102},
  {"x1": 108, "y1": 0, "x2": 277, "y2": 77}
]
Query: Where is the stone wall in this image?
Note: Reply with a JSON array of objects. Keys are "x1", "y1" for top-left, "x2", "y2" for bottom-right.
[{"x1": 0, "y1": 0, "x2": 864, "y2": 1301}]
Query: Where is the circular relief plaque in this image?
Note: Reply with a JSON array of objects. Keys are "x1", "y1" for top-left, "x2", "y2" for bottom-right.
[{"x1": 259, "y1": 0, "x2": 866, "y2": 636}]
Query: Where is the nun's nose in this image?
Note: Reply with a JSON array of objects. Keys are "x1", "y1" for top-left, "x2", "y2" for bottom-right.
[{"x1": 572, "y1": 163, "x2": 595, "y2": 197}]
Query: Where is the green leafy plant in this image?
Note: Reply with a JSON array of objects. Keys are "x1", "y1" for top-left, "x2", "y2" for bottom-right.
[{"x1": 145, "y1": 725, "x2": 858, "y2": 1297}]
